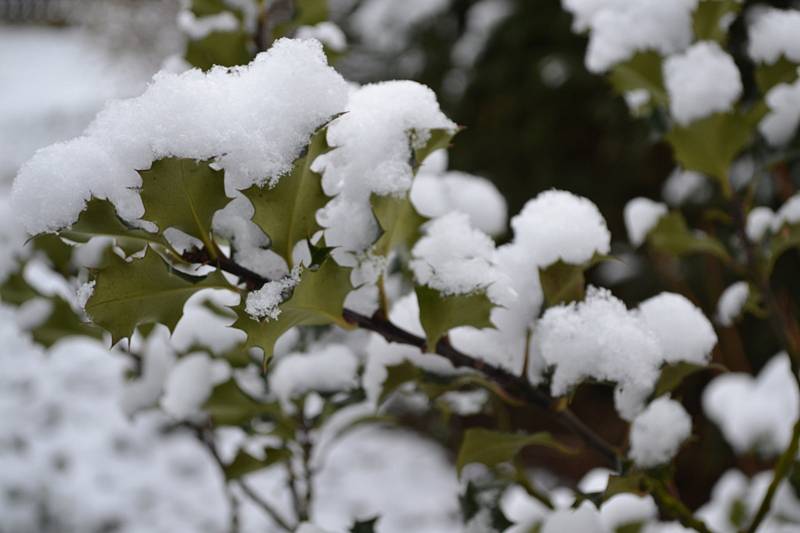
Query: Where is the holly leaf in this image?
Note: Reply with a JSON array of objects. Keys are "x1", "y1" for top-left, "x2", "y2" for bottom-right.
[
  {"x1": 61, "y1": 198, "x2": 164, "y2": 256},
  {"x1": 204, "y1": 378, "x2": 294, "y2": 432},
  {"x1": 653, "y1": 361, "x2": 725, "y2": 398},
  {"x1": 0, "y1": 271, "x2": 38, "y2": 306},
  {"x1": 185, "y1": 30, "x2": 252, "y2": 70},
  {"x1": 31, "y1": 297, "x2": 103, "y2": 347},
  {"x1": 378, "y1": 360, "x2": 422, "y2": 404},
  {"x1": 693, "y1": 0, "x2": 741, "y2": 44},
  {"x1": 244, "y1": 127, "x2": 331, "y2": 266},
  {"x1": 608, "y1": 51, "x2": 667, "y2": 105},
  {"x1": 456, "y1": 428, "x2": 571, "y2": 476},
  {"x1": 233, "y1": 257, "x2": 353, "y2": 364},
  {"x1": 85, "y1": 249, "x2": 231, "y2": 343},
  {"x1": 139, "y1": 158, "x2": 229, "y2": 250},
  {"x1": 539, "y1": 261, "x2": 586, "y2": 307},
  {"x1": 349, "y1": 517, "x2": 380, "y2": 533},
  {"x1": 225, "y1": 447, "x2": 292, "y2": 481},
  {"x1": 371, "y1": 194, "x2": 427, "y2": 257},
  {"x1": 415, "y1": 285, "x2": 494, "y2": 350},
  {"x1": 755, "y1": 57, "x2": 799, "y2": 94},
  {"x1": 412, "y1": 128, "x2": 458, "y2": 168},
  {"x1": 665, "y1": 112, "x2": 753, "y2": 189},
  {"x1": 32, "y1": 234, "x2": 73, "y2": 274},
  {"x1": 646, "y1": 212, "x2": 730, "y2": 261}
]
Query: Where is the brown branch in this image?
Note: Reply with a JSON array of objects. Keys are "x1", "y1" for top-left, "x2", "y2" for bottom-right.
[{"x1": 185, "y1": 247, "x2": 621, "y2": 468}]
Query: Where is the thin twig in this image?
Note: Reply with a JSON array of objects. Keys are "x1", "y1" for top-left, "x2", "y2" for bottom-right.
[{"x1": 185, "y1": 246, "x2": 622, "y2": 468}]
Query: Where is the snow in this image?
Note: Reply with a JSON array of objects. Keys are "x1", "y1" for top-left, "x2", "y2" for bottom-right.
[
  {"x1": 410, "y1": 169, "x2": 508, "y2": 237},
  {"x1": 296, "y1": 22, "x2": 348, "y2": 52},
  {"x1": 121, "y1": 328, "x2": 177, "y2": 414},
  {"x1": 703, "y1": 353, "x2": 799, "y2": 456},
  {"x1": 563, "y1": 0, "x2": 697, "y2": 73},
  {"x1": 12, "y1": 38, "x2": 349, "y2": 234},
  {"x1": 410, "y1": 212, "x2": 497, "y2": 296},
  {"x1": 315, "y1": 80, "x2": 457, "y2": 254},
  {"x1": 624, "y1": 197, "x2": 667, "y2": 247},
  {"x1": 0, "y1": 198, "x2": 29, "y2": 283},
  {"x1": 716, "y1": 281, "x2": 749, "y2": 327},
  {"x1": 511, "y1": 190, "x2": 611, "y2": 268},
  {"x1": 0, "y1": 309, "x2": 229, "y2": 532},
  {"x1": 532, "y1": 287, "x2": 664, "y2": 420},
  {"x1": 177, "y1": 10, "x2": 239, "y2": 40},
  {"x1": 600, "y1": 493, "x2": 658, "y2": 531},
  {"x1": 663, "y1": 41, "x2": 743, "y2": 126},
  {"x1": 760, "y1": 79, "x2": 800, "y2": 146},
  {"x1": 662, "y1": 169, "x2": 711, "y2": 207},
  {"x1": 268, "y1": 344, "x2": 359, "y2": 409},
  {"x1": 747, "y1": 7, "x2": 800, "y2": 65},
  {"x1": 161, "y1": 353, "x2": 230, "y2": 419},
  {"x1": 637, "y1": 292, "x2": 717, "y2": 364},
  {"x1": 245, "y1": 267, "x2": 302, "y2": 321},
  {"x1": 746, "y1": 206, "x2": 775, "y2": 241},
  {"x1": 772, "y1": 192, "x2": 800, "y2": 231},
  {"x1": 172, "y1": 289, "x2": 244, "y2": 355},
  {"x1": 629, "y1": 396, "x2": 691, "y2": 468},
  {"x1": 0, "y1": 26, "x2": 154, "y2": 182}
]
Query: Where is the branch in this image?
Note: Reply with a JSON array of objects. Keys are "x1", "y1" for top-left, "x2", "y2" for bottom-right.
[{"x1": 186, "y1": 247, "x2": 621, "y2": 468}]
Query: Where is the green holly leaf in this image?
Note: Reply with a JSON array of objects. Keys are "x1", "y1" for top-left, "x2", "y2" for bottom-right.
[
  {"x1": 539, "y1": 261, "x2": 586, "y2": 307},
  {"x1": 693, "y1": 0, "x2": 741, "y2": 44},
  {"x1": 456, "y1": 428, "x2": 571, "y2": 476},
  {"x1": 60, "y1": 198, "x2": 164, "y2": 256},
  {"x1": 653, "y1": 361, "x2": 725, "y2": 398},
  {"x1": 349, "y1": 517, "x2": 380, "y2": 533},
  {"x1": 0, "y1": 271, "x2": 38, "y2": 306},
  {"x1": 243, "y1": 127, "x2": 331, "y2": 266},
  {"x1": 225, "y1": 447, "x2": 292, "y2": 481},
  {"x1": 604, "y1": 473, "x2": 646, "y2": 499},
  {"x1": 646, "y1": 212, "x2": 730, "y2": 261},
  {"x1": 204, "y1": 378, "x2": 295, "y2": 433},
  {"x1": 665, "y1": 112, "x2": 753, "y2": 190},
  {"x1": 378, "y1": 360, "x2": 422, "y2": 404},
  {"x1": 85, "y1": 249, "x2": 231, "y2": 343},
  {"x1": 233, "y1": 257, "x2": 352, "y2": 364},
  {"x1": 30, "y1": 297, "x2": 104, "y2": 347},
  {"x1": 185, "y1": 30, "x2": 252, "y2": 71},
  {"x1": 768, "y1": 222, "x2": 800, "y2": 274},
  {"x1": 32, "y1": 234, "x2": 74, "y2": 274},
  {"x1": 415, "y1": 285, "x2": 494, "y2": 350},
  {"x1": 755, "y1": 57, "x2": 799, "y2": 94},
  {"x1": 273, "y1": 0, "x2": 329, "y2": 39},
  {"x1": 371, "y1": 194, "x2": 427, "y2": 257},
  {"x1": 608, "y1": 51, "x2": 667, "y2": 105},
  {"x1": 139, "y1": 158, "x2": 229, "y2": 251},
  {"x1": 412, "y1": 128, "x2": 458, "y2": 168}
]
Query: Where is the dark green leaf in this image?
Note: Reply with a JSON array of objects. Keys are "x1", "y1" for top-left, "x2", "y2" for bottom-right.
[
  {"x1": 85, "y1": 249, "x2": 231, "y2": 343},
  {"x1": 646, "y1": 212, "x2": 730, "y2": 261},
  {"x1": 0, "y1": 271, "x2": 38, "y2": 306},
  {"x1": 33, "y1": 234, "x2": 73, "y2": 274},
  {"x1": 665, "y1": 112, "x2": 753, "y2": 188},
  {"x1": 604, "y1": 474, "x2": 646, "y2": 499},
  {"x1": 233, "y1": 257, "x2": 352, "y2": 364},
  {"x1": 755, "y1": 57, "x2": 799, "y2": 94},
  {"x1": 349, "y1": 517, "x2": 380, "y2": 533},
  {"x1": 456, "y1": 428, "x2": 571, "y2": 476},
  {"x1": 185, "y1": 30, "x2": 252, "y2": 70},
  {"x1": 608, "y1": 51, "x2": 667, "y2": 105},
  {"x1": 415, "y1": 285, "x2": 494, "y2": 350},
  {"x1": 225, "y1": 447, "x2": 291, "y2": 481},
  {"x1": 61, "y1": 198, "x2": 163, "y2": 256},
  {"x1": 693, "y1": 0, "x2": 741, "y2": 44},
  {"x1": 204, "y1": 378, "x2": 294, "y2": 431},
  {"x1": 539, "y1": 261, "x2": 585, "y2": 307},
  {"x1": 371, "y1": 194, "x2": 427, "y2": 257},
  {"x1": 139, "y1": 158, "x2": 229, "y2": 251},
  {"x1": 412, "y1": 128, "x2": 458, "y2": 168},
  {"x1": 30, "y1": 297, "x2": 104, "y2": 347},
  {"x1": 244, "y1": 127, "x2": 331, "y2": 266},
  {"x1": 378, "y1": 360, "x2": 422, "y2": 404},
  {"x1": 653, "y1": 361, "x2": 725, "y2": 398}
]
